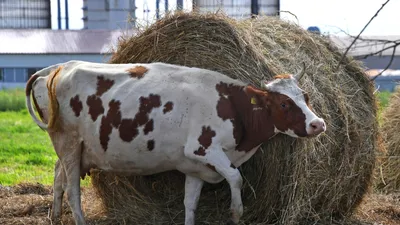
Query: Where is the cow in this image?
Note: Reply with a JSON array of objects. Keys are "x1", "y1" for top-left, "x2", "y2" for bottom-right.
[{"x1": 25, "y1": 60, "x2": 326, "y2": 225}]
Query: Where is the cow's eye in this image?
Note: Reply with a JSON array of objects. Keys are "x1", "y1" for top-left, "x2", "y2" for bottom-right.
[{"x1": 281, "y1": 103, "x2": 286, "y2": 108}]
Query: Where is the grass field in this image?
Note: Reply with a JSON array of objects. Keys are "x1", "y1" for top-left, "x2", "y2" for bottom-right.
[
  {"x1": 0, "y1": 89, "x2": 393, "y2": 186},
  {"x1": 0, "y1": 89, "x2": 25, "y2": 112},
  {"x1": 0, "y1": 109, "x2": 56, "y2": 185}
]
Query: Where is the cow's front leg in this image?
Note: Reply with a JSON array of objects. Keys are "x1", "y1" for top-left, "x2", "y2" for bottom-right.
[
  {"x1": 216, "y1": 163, "x2": 243, "y2": 224},
  {"x1": 184, "y1": 175, "x2": 204, "y2": 225},
  {"x1": 185, "y1": 148, "x2": 243, "y2": 224}
]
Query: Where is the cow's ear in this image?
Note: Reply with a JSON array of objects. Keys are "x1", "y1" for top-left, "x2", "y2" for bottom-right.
[{"x1": 245, "y1": 86, "x2": 267, "y2": 106}]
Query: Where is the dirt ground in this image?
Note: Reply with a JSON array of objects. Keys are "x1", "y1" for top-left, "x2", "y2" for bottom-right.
[{"x1": 0, "y1": 183, "x2": 399, "y2": 225}]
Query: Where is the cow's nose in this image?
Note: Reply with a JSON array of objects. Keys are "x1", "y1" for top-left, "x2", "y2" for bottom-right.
[{"x1": 309, "y1": 119, "x2": 326, "y2": 136}]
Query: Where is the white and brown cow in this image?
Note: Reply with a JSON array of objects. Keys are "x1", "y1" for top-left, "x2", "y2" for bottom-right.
[{"x1": 25, "y1": 60, "x2": 325, "y2": 225}]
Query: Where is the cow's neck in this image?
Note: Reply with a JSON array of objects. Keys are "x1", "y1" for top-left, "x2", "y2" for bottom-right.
[{"x1": 229, "y1": 85, "x2": 276, "y2": 152}]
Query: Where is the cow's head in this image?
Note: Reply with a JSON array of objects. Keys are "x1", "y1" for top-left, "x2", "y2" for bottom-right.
[{"x1": 249, "y1": 65, "x2": 326, "y2": 138}]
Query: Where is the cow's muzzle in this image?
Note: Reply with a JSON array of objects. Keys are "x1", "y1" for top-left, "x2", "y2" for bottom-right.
[{"x1": 308, "y1": 118, "x2": 326, "y2": 136}]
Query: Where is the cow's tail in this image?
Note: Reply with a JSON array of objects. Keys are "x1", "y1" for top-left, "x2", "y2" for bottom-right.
[
  {"x1": 25, "y1": 66, "x2": 63, "y2": 131},
  {"x1": 26, "y1": 74, "x2": 48, "y2": 130},
  {"x1": 46, "y1": 66, "x2": 63, "y2": 130}
]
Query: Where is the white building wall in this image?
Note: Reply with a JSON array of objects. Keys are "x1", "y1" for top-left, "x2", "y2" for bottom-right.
[
  {"x1": 83, "y1": 0, "x2": 136, "y2": 29},
  {"x1": 193, "y1": 0, "x2": 279, "y2": 19}
]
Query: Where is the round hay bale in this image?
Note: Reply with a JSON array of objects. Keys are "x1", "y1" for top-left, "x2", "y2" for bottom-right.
[
  {"x1": 376, "y1": 87, "x2": 400, "y2": 192},
  {"x1": 90, "y1": 12, "x2": 378, "y2": 224}
]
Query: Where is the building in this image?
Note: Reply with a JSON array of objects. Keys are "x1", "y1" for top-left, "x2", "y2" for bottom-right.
[
  {"x1": 193, "y1": 0, "x2": 280, "y2": 18},
  {"x1": 82, "y1": 0, "x2": 137, "y2": 29},
  {"x1": 0, "y1": 29, "x2": 135, "y2": 89},
  {"x1": 330, "y1": 35, "x2": 400, "y2": 91},
  {"x1": 0, "y1": 0, "x2": 51, "y2": 29}
]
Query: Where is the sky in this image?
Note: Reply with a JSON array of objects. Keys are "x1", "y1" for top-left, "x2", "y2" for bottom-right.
[
  {"x1": 280, "y1": 0, "x2": 400, "y2": 36},
  {"x1": 50, "y1": 0, "x2": 400, "y2": 36}
]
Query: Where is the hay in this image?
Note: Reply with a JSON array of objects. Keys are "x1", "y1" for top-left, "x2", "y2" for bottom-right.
[
  {"x1": 90, "y1": 12, "x2": 378, "y2": 224},
  {"x1": 376, "y1": 87, "x2": 400, "y2": 193}
]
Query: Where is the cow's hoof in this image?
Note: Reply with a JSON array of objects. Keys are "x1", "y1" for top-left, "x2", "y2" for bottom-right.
[
  {"x1": 225, "y1": 219, "x2": 237, "y2": 225},
  {"x1": 51, "y1": 218, "x2": 62, "y2": 225}
]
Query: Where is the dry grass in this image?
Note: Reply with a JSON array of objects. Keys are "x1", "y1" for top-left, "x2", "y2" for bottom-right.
[
  {"x1": 90, "y1": 12, "x2": 379, "y2": 224},
  {"x1": 1, "y1": 184, "x2": 399, "y2": 225},
  {"x1": 375, "y1": 87, "x2": 400, "y2": 193}
]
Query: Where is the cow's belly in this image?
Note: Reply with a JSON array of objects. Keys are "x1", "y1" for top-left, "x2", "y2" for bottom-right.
[
  {"x1": 81, "y1": 141, "x2": 225, "y2": 183},
  {"x1": 82, "y1": 148, "x2": 181, "y2": 175}
]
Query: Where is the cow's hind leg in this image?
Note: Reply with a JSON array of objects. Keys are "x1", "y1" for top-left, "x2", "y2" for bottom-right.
[
  {"x1": 184, "y1": 175, "x2": 204, "y2": 225},
  {"x1": 51, "y1": 159, "x2": 66, "y2": 223},
  {"x1": 185, "y1": 148, "x2": 243, "y2": 224},
  {"x1": 50, "y1": 131, "x2": 85, "y2": 225}
]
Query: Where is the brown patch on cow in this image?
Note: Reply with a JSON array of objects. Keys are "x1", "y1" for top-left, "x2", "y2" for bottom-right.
[
  {"x1": 274, "y1": 74, "x2": 292, "y2": 79},
  {"x1": 119, "y1": 119, "x2": 139, "y2": 142},
  {"x1": 216, "y1": 82, "x2": 278, "y2": 152},
  {"x1": 147, "y1": 140, "x2": 155, "y2": 151},
  {"x1": 194, "y1": 126, "x2": 216, "y2": 156},
  {"x1": 96, "y1": 76, "x2": 114, "y2": 96},
  {"x1": 143, "y1": 119, "x2": 154, "y2": 135},
  {"x1": 119, "y1": 94, "x2": 161, "y2": 142},
  {"x1": 70, "y1": 95, "x2": 83, "y2": 117},
  {"x1": 216, "y1": 82, "x2": 244, "y2": 145},
  {"x1": 198, "y1": 126, "x2": 216, "y2": 149},
  {"x1": 163, "y1": 101, "x2": 174, "y2": 114},
  {"x1": 99, "y1": 100, "x2": 122, "y2": 151},
  {"x1": 127, "y1": 66, "x2": 148, "y2": 79},
  {"x1": 86, "y1": 95, "x2": 104, "y2": 122},
  {"x1": 267, "y1": 92, "x2": 307, "y2": 137},
  {"x1": 194, "y1": 147, "x2": 206, "y2": 156}
]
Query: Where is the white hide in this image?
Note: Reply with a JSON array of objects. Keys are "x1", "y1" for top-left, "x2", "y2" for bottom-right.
[{"x1": 27, "y1": 60, "x2": 325, "y2": 225}]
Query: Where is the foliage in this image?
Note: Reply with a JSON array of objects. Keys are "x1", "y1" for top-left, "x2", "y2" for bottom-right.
[{"x1": 0, "y1": 88, "x2": 26, "y2": 112}]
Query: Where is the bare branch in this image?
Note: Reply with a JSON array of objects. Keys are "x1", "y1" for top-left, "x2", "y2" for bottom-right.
[
  {"x1": 355, "y1": 42, "x2": 400, "y2": 59},
  {"x1": 336, "y1": 0, "x2": 391, "y2": 68},
  {"x1": 370, "y1": 45, "x2": 397, "y2": 81}
]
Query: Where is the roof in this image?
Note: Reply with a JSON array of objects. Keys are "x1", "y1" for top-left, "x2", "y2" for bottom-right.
[
  {"x1": 0, "y1": 29, "x2": 398, "y2": 57},
  {"x1": 329, "y1": 35, "x2": 400, "y2": 57},
  {"x1": 0, "y1": 29, "x2": 137, "y2": 54}
]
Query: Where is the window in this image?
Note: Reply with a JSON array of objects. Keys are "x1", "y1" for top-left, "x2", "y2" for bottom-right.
[
  {"x1": 15, "y1": 68, "x2": 27, "y2": 82},
  {"x1": 0, "y1": 68, "x2": 32, "y2": 83},
  {"x1": 3, "y1": 69, "x2": 15, "y2": 82},
  {"x1": 27, "y1": 68, "x2": 42, "y2": 80}
]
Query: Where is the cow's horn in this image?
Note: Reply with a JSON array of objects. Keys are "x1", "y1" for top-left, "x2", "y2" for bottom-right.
[{"x1": 295, "y1": 62, "x2": 306, "y2": 81}]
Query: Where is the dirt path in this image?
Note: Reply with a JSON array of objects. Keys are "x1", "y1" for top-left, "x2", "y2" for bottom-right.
[{"x1": 0, "y1": 183, "x2": 399, "y2": 225}]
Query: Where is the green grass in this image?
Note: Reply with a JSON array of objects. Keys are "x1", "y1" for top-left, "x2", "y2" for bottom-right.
[
  {"x1": 376, "y1": 91, "x2": 391, "y2": 109},
  {"x1": 0, "y1": 88, "x2": 26, "y2": 112},
  {"x1": 0, "y1": 109, "x2": 57, "y2": 185},
  {"x1": 0, "y1": 109, "x2": 90, "y2": 186},
  {"x1": 376, "y1": 91, "x2": 392, "y2": 124}
]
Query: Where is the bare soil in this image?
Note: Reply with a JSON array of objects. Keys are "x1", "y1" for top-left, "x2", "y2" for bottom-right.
[{"x1": 0, "y1": 183, "x2": 399, "y2": 225}]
